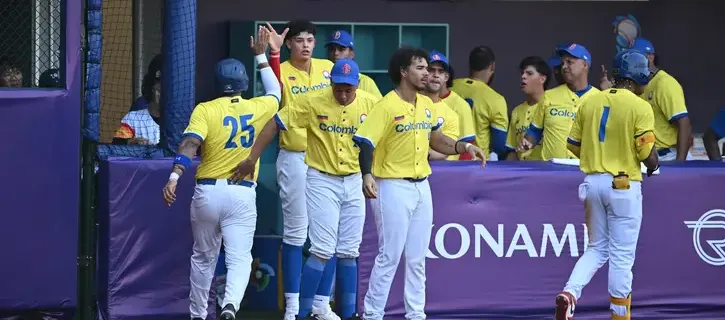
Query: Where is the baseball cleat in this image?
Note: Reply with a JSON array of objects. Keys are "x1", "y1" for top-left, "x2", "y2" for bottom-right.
[
  {"x1": 311, "y1": 307, "x2": 341, "y2": 320},
  {"x1": 344, "y1": 313, "x2": 363, "y2": 320},
  {"x1": 555, "y1": 291, "x2": 576, "y2": 320},
  {"x1": 220, "y1": 303, "x2": 236, "y2": 320},
  {"x1": 283, "y1": 313, "x2": 298, "y2": 320},
  {"x1": 301, "y1": 313, "x2": 322, "y2": 320}
]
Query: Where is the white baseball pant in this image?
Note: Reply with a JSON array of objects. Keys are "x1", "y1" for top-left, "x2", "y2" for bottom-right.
[
  {"x1": 363, "y1": 178, "x2": 433, "y2": 320},
  {"x1": 277, "y1": 149, "x2": 309, "y2": 246},
  {"x1": 189, "y1": 179, "x2": 257, "y2": 319},
  {"x1": 657, "y1": 147, "x2": 693, "y2": 161},
  {"x1": 563, "y1": 174, "x2": 642, "y2": 311},
  {"x1": 306, "y1": 168, "x2": 365, "y2": 259}
]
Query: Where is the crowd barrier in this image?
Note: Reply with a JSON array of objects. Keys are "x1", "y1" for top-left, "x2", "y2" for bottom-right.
[{"x1": 97, "y1": 158, "x2": 725, "y2": 319}]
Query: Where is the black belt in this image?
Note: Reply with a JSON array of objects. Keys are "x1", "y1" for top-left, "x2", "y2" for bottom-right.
[
  {"x1": 196, "y1": 178, "x2": 254, "y2": 188},
  {"x1": 318, "y1": 170, "x2": 355, "y2": 177},
  {"x1": 657, "y1": 148, "x2": 671, "y2": 157},
  {"x1": 403, "y1": 177, "x2": 427, "y2": 183}
]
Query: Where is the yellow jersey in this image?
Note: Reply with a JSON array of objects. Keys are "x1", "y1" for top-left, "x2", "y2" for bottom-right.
[
  {"x1": 359, "y1": 73, "x2": 383, "y2": 100},
  {"x1": 568, "y1": 88, "x2": 655, "y2": 181},
  {"x1": 640, "y1": 70, "x2": 688, "y2": 149},
  {"x1": 353, "y1": 91, "x2": 441, "y2": 179},
  {"x1": 279, "y1": 58, "x2": 334, "y2": 152},
  {"x1": 527, "y1": 84, "x2": 600, "y2": 160},
  {"x1": 183, "y1": 95, "x2": 279, "y2": 181},
  {"x1": 434, "y1": 100, "x2": 460, "y2": 141},
  {"x1": 441, "y1": 90, "x2": 476, "y2": 143},
  {"x1": 505, "y1": 101, "x2": 543, "y2": 160},
  {"x1": 275, "y1": 89, "x2": 379, "y2": 175},
  {"x1": 451, "y1": 78, "x2": 508, "y2": 159}
]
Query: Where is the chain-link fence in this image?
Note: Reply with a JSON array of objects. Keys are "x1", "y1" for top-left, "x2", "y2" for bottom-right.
[{"x1": 0, "y1": 0, "x2": 62, "y2": 88}]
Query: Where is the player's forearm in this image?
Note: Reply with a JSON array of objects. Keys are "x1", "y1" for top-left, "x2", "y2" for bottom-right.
[
  {"x1": 256, "y1": 55, "x2": 281, "y2": 102},
  {"x1": 249, "y1": 119, "x2": 279, "y2": 161},
  {"x1": 642, "y1": 145, "x2": 659, "y2": 170},
  {"x1": 703, "y1": 129, "x2": 722, "y2": 161},
  {"x1": 505, "y1": 151, "x2": 518, "y2": 161},
  {"x1": 430, "y1": 131, "x2": 461, "y2": 155},
  {"x1": 172, "y1": 136, "x2": 201, "y2": 178},
  {"x1": 358, "y1": 143, "x2": 373, "y2": 175},
  {"x1": 675, "y1": 117, "x2": 692, "y2": 160},
  {"x1": 428, "y1": 149, "x2": 448, "y2": 161}
]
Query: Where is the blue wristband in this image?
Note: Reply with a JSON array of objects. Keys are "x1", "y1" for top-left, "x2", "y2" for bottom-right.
[{"x1": 173, "y1": 154, "x2": 192, "y2": 169}]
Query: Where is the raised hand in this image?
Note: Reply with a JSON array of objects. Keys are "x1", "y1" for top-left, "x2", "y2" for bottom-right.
[
  {"x1": 250, "y1": 26, "x2": 270, "y2": 56},
  {"x1": 600, "y1": 64, "x2": 613, "y2": 90},
  {"x1": 264, "y1": 22, "x2": 289, "y2": 52}
]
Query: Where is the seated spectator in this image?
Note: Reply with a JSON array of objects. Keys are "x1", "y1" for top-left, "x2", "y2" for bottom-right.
[
  {"x1": 113, "y1": 59, "x2": 162, "y2": 145},
  {"x1": 0, "y1": 57, "x2": 23, "y2": 88}
]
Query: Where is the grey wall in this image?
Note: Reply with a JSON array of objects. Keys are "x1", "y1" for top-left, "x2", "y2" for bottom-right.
[{"x1": 196, "y1": 0, "x2": 724, "y2": 132}]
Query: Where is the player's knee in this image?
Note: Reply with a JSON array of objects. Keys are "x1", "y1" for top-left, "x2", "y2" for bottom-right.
[{"x1": 191, "y1": 249, "x2": 217, "y2": 265}]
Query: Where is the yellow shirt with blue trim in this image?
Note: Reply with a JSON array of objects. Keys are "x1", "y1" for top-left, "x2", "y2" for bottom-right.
[
  {"x1": 359, "y1": 74, "x2": 383, "y2": 100},
  {"x1": 434, "y1": 100, "x2": 460, "y2": 141},
  {"x1": 451, "y1": 78, "x2": 508, "y2": 159},
  {"x1": 353, "y1": 92, "x2": 441, "y2": 179},
  {"x1": 183, "y1": 95, "x2": 279, "y2": 181},
  {"x1": 568, "y1": 88, "x2": 655, "y2": 181},
  {"x1": 279, "y1": 58, "x2": 334, "y2": 152},
  {"x1": 640, "y1": 70, "x2": 688, "y2": 149},
  {"x1": 274, "y1": 89, "x2": 379, "y2": 175},
  {"x1": 527, "y1": 84, "x2": 600, "y2": 160},
  {"x1": 505, "y1": 101, "x2": 543, "y2": 160},
  {"x1": 441, "y1": 90, "x2": 476, "y2": 143}
]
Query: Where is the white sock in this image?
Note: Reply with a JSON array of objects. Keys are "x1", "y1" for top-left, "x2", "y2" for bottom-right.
[
  {"x1": 610, "y1": 304, "x2": 627, "y2": 316},
  {"x1": 313, "y1": 295, "x2": 331, "y2": 311},
  {"x1": 284, "y1": 293, "x2": 299, "y2": 315}
]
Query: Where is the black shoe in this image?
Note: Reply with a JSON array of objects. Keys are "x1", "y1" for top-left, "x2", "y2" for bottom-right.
[
  {"x1": 345, "y1": 313, "x2": 362, "y2": 320},
  {"x1": 219, "y1": 303, "x2": 236, "y2": 320},
  {"x1": 192, "y1": 318, "x2": 203, "y2": 320}
]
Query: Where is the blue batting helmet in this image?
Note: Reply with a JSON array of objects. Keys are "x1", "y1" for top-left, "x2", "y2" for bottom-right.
[
  {"x1": 611, "y1": 50, "x2": 651, "y2": 86},
  {"x1": 215, "y1": 58, "x2": 249, "y2": 94}
]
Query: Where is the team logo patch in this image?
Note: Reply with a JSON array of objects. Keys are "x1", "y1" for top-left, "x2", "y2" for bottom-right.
[
  {"x1": 360, "y1": 113, "x2": 367, "y2": 123},
  {"x1": 437, "y1": 116, "x2": 445, "y2": 126},
  {"x1": 288, "y1": 76, "x2": 296, "y2": 81},
  {"x1": 425, "y1": 108, "x2": 432, "y2": 118},
  {"x1": 333, "y1": 31, "x2": 341, "y2": 39},
  {"x1": 568, "y1": 43, "x2": 577, "y2": 50},
  {"x1": 343, "y1": 63, "x2": 352, "y2": 74},
  {"x1": 394, "y1": 115, "x2": 405, "y2": 122},
  {"x1": 317, "y1": 114, "x2": 328, "y2": 121},
  {"x1": 433, "y1": 54, "x2": 440, "y2": 60},
  {"x1": 323, "y1": 70, "x2": 331, "y2": 79}
]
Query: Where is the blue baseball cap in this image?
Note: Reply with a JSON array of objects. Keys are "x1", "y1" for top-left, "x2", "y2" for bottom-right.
[
  {"x1": 330, "y1": 58, "x2": 360, "y2": 86},
  {"x1": 631, "y1": 37, "x2": 655, "y2": 54},
  {"x1": 429, "y1": 50, "x2": 450, "y2": 71},
  {"x1": 557, "y1": 43, "x2": 592, "y2": 64},
  {"x1": 326, "y1": 30, "x2": 354, "y2": 49},
  {"x1": 547, "y1": 56, "x2": 561, "y2": 68}
]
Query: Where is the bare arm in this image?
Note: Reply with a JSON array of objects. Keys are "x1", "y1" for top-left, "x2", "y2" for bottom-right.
[
  {"x1": 505, "y1": 151, "x2": 518, "y2": 161},
  {"x1": 428, "y1": 149, "x2": 448, "y2": 161},
  {"x1": 703, "y1": 128, "x2": 722, "y2": 161},
  {"x1": 171, "y1": 136, "x2": 201, "y2": 178},
  {"x1": 247, "y1": 118, "x2": 280, "y2": 162},
  {"x1": 674, "y1": 117, "x2": 692, "y2": 161},
  {"x1": 429, "y1": 130, "x2": 464, "y2": 155},
  {"x1": 642, "y1": 144, "x2": 659, "y2": 171}
]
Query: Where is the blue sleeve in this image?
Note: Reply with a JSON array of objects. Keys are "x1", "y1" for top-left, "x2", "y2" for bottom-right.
[
  {"x1": 525, "y1": 124, "x2": 543, "y2": 145},
  {"x1": 490, "y1": 127, "x2": 508, "y2": 155},
  {"x1": 710, "y1": 107, "x2": 725, "y2": 139}
]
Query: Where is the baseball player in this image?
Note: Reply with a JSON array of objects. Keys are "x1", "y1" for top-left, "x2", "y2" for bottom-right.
[
  {"x1": 420, "y1": 52, "x2": 467, "y2": 161},
  {"x1": 451, "y1": 45, "x2": 508, "y2": 160},
  {"x1": 504, "y1": 56, "x2": 551, "y2": 161},
  {"x1": 231, "y1": 59, "x2": 376, "y2": 320},
  {"x1": 352, "y1": 47, "x2": 487, "y2": 320},
  {"x1": 161, "y1": 29, "x2": 281, "y2": 320},
  {"x1": 703, "y1": 106, "x2": 725, "y2": 160},
  {"x1": 599, "y1": 38, "x2": 692, "y2": 161},
  {"x1": 429, "y1": 50, "x2": 476, "y2": 160},
  {"x1": 326, "y1": 30, "x2": 382, "y2": 99},
  {"x1": 518, "y1": 44, "x2": 600, "y2": 160},
  {"x1": 555, "y1": 50, "x2": 659, "y2": 320},
  {"x1": 268, "y1": 20, "x2": 339, "y2": 319}
]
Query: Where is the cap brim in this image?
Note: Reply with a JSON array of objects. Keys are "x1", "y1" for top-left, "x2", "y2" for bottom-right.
[
  {"x1": 430, "y1": 60, "x2": 450, "y2": 71},
  {"x1": 331, "y1": 75, "x2": 359, "y2": 86},
  {"x1": 325, "y1": 40, "x2": 352, "y2": 49},
  {"x1": 557, "y1": 49, "x2": 589, "y2": 62}
]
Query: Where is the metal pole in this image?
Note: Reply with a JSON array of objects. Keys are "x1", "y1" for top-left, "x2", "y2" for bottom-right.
[{"x1": 132, "y1": 0, "x2": 144, "y2": 100}]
